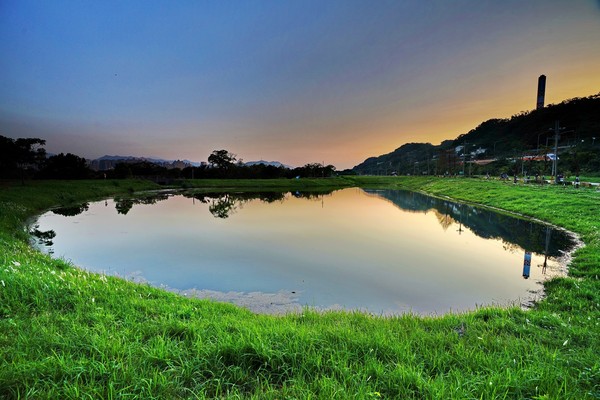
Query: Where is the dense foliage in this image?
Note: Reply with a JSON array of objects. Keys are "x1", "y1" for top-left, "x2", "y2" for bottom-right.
[
  {"x1": 0, "y1": 136, "x2": 46, "y2": 180},
  {"x1": 0, "y1": 136, "x2": 95, "y2": 181},
  {"x1": 180, "y1": 162, "x2": 337, "y2": 180},
  {"x1": 37, "y1": 153, "x2": 93, "y2": 180}
]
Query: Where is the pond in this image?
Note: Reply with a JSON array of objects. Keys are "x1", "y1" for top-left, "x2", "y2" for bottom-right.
[{"x1": 33, "y1": 188, "x2": 575, "y2": 315}]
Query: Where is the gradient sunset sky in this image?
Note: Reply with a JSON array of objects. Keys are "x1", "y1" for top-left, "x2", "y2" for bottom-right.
[{"x1": 1, "y1": 0, "x2": 599, "y2": 169}]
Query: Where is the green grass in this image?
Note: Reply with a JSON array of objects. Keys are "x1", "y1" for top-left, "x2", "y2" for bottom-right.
[{"x1": 1, "y1": 177, "x2": 599, "y2": 399}]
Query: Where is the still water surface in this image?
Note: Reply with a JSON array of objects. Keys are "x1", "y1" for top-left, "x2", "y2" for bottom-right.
[{"x1": 34, "y1": 188, "x2": 574, "y2": 315}]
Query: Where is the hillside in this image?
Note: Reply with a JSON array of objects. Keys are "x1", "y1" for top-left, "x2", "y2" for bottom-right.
[{"x1": 353, "y1": 93, "x2": 600, "y2": 176}]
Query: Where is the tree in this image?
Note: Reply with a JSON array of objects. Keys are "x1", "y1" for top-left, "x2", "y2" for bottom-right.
[
  {"x1": 208, "y1": 150, "x2": 236, "y2": 170},
  {"x1": 0, "y1": 135, "x2": 46, "y2": 181},
  {"x1": 112, "y1": 161, "x2": 167, "y2": 179},
  {"x1": 38, "y1": 153, "x2": 91, "y2": 179},
  {"x1": 292, "y1": 163, "x2": 336, "y2": 178}
]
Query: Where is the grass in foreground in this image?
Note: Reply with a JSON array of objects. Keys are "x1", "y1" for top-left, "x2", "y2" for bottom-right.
[{"x1": 1, "y1": 178, "x2": 599, "y2": 399}]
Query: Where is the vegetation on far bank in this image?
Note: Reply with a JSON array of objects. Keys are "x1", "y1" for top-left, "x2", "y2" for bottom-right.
[
  {"x1": 354, "y1": 94, "x2": 600, "y2": 177},
  {"x1": 0, "y1": 137, "x2": 342, "y2": 182},
  {"x1": 1, "y1": 177, "x2": 599, "y2": 399}
]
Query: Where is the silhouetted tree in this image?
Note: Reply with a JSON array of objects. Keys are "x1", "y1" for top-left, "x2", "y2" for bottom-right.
[
  {"x1": 111, "y1": 161, "x2": 180, "y2": 180},
  {"x1": 291, "y1": 163, "x2": 336, "y2": 178},
  {"x1": 38, "y1": 153, "x2": 92, "y2": 179},
  {"x1": 0, "y1": 135, "x2": 46, "y2": 181},
  {"x1": 208, "y1": 150, "x2": 237, "y2": 170}
]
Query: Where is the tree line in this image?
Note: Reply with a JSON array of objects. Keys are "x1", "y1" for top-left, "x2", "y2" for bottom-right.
[
  {"x1": 0, "y1": 136, "x2": 95, "y2": 180},
  {"x1": 109, "y1": 150, "x2": 337, "y2": 180},
  {"x1": 195, "y1": 150, "x2": 336, "y2": 179},
  {"x1": 0, "y1": 138, "x2": 337, "y2": 181}
]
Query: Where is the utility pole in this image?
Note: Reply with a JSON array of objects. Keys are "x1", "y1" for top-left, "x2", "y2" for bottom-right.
[
  {"x1": 468, "y1": 154, "x2": 472, "y2": 176},
  {"x1": 427, "y1": 152, "x2": 430, "y2": 175},
  {"x1": 462, "y1": 142, "x2": 468, "y2": 176},
  {"x1": 552, "y1": 120, "x2": 560, "y2": 182}
]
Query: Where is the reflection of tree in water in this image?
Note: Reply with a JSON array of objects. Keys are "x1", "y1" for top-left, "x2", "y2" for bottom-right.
[
  {"x1": 115, "y1": 199, "x2": 134, "y2": 215},
  {"x1": 502, "y1": 242, "x2": 521, "y2": 254},
  {"x1": 186, "y1": 192, "x2": 285, "y2": 219},
  {"x1": 184, "y1": 190, "x2": 333, "y2": 218},
  {"x1": 291, "y1": 191, "x2": 332, "y2": 200},
  {"x1": 208, "y1": 194, "x2": 237, "y2": 219},
  {"x1": 114, "y1": 193, "x2": 170, "y2": 215},
  {"x1": 364, "y1": 189, "x2": 574, "y2": 256},
  {"x1": 52, "y1": 203, "x2": 89, "y2": 216},
  {"x1": 30, "y1": 225, "x2": 56, "y2": 246}
]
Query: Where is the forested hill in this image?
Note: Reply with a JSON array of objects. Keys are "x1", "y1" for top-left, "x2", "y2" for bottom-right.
[{"x1": 352, "y1": 93, "x2": 600, "y2": 176}]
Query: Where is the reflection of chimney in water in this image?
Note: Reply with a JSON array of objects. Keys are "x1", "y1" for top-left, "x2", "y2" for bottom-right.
[{"x1": 522, "y1": 251, "x2": 532, "y2": 279}]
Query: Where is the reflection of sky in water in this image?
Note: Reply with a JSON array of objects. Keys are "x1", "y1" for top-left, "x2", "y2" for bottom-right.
[{"x1": 34, "y1": 188, "x2": 572, "y2": 315}]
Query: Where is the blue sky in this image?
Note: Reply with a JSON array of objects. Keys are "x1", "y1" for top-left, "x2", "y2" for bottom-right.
[{"x1": 1, "y1": 0, "x2": 599, "y2": 168}]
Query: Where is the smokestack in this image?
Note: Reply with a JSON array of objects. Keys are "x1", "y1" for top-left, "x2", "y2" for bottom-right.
[{"x1": 536, "y1": 75, "x2": 546, "y2": 110}]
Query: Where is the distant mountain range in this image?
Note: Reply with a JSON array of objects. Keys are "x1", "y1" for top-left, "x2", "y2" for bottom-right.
[
  {"x1": 243, "y1": 160, "x2": 292, "y2": 169},
  {"x1": 89, "y1": 155, "x2": 201, "y2": 171}
]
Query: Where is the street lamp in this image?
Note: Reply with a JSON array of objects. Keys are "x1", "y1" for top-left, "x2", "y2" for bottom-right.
[
  {"x1": 548, "y1": 121, "x2": 574, "y2": 183},
  {"x1": 549, "y1": 121, "x2": 564, "y2": 181}
]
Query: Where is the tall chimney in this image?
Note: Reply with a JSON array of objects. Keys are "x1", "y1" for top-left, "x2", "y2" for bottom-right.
[{"x1": 536, "y1": 75, "x2": 546, "y2": 110}]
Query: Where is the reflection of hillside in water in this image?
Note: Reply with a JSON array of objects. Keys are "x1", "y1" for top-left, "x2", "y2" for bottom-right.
[
  {"x1": 430, "y1": 209, "x2": 454, "y2": 231},
  {"x1": 363, "y1": 189, "x2": 574, "y2": 257}
]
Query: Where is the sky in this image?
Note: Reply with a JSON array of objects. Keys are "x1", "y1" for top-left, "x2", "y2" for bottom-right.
[{"x1": 1, "y1": 1, "x2": 600, "y2": 169}]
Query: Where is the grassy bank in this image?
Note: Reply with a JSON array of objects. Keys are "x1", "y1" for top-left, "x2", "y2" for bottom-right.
[{"x1": 1, "y1": 178, "x2": 599, "y2": 399}]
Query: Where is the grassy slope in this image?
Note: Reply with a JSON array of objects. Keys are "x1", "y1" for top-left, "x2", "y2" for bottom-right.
[{"x1": 1, "y1": 178, "x2": 599, "y2": 399}]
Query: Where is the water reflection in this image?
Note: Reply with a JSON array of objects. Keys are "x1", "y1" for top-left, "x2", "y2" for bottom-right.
[
  {"x1": 52, "y1": 203, "x2": 89, "y2": 216},
  {"x1": 184, "y1": 192, "x2": 288, "y2": 218},
  {"x1": 522, "y1": 251, "x2": 532, "y2": 279},
  {"x1": 114, "y1": 193, "x2": 171, "y2": 215},
  {"x1": 363, "y1": 189, "x2": 572, "y2": 258},
  {"x1": 182, "y1": 191, "x2": 332, "y2": 218},
  {"x1": 30, "y1": 226, "x2": 56, "y2": 246},
  {"x1": 100, "y1": 191, "x2": 333, "y2": 219},
  {"x1": 34, "y1": 188, "x2": 575, "y2": 315}
]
